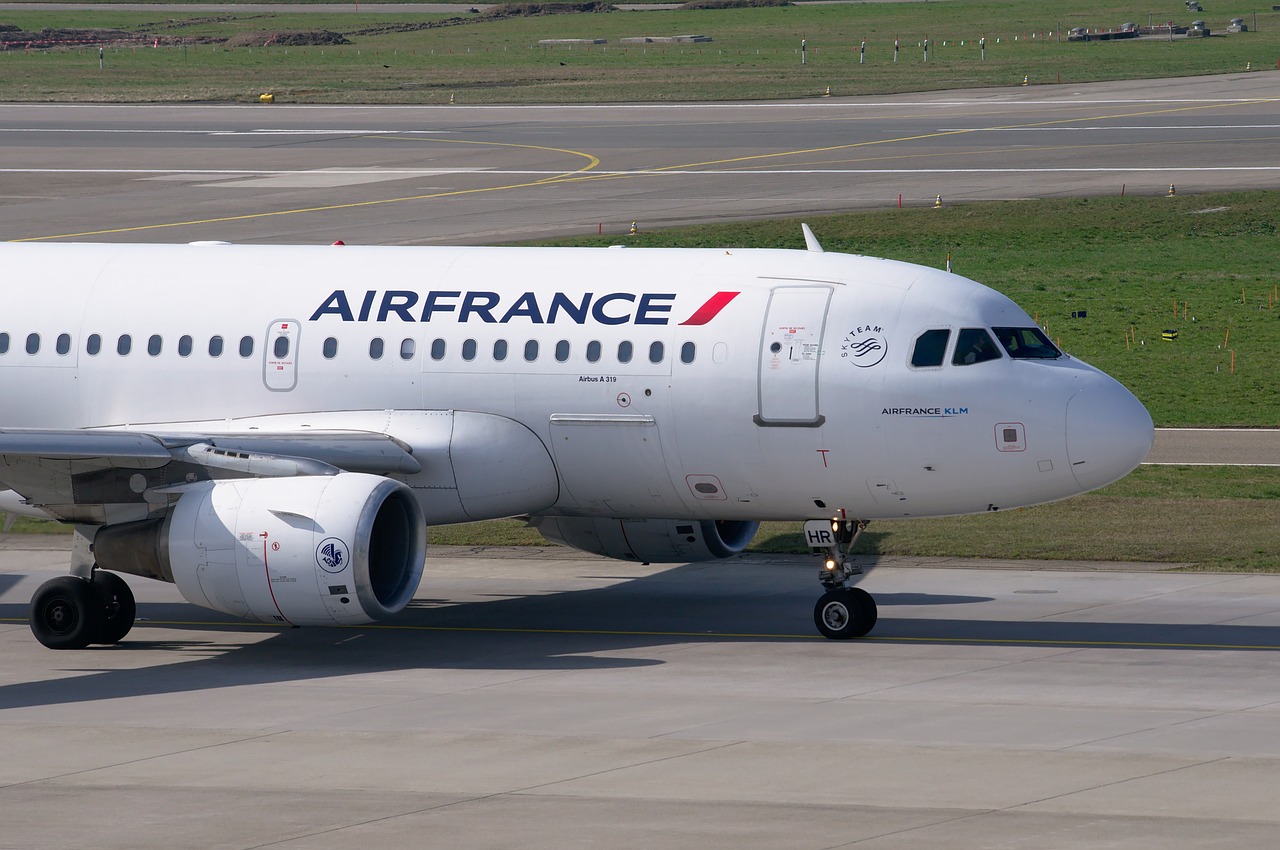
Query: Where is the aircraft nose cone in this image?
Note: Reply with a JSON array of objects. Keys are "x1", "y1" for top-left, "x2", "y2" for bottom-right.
[{"x1": 1066, "y1": 377, "x2": 1154, "y2": 492}]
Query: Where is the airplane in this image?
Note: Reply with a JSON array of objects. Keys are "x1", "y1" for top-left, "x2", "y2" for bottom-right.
[{"x1": 0, "y1": 226, "x2": 1153, "y2": 650}]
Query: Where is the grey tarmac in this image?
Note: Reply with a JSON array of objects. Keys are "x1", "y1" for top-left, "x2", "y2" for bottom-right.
[
  {"x1": 3, "y1": 540, "x2": 1280, "y2": 849},
  {"x1": 2, "y1": 72, "x2": 1278, "y2": 245},
  {"x1": 3, "y1": 73, "x2": 1280, "y2": 848}
]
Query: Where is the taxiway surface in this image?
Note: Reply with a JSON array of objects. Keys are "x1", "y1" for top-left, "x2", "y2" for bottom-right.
[
  {"x1": 3, "y1": 72, "x2": 1279, "y2": 244},
  {"x1": 3, "y1": 73, "x2": 1280, "y2": 847},
  {"x1": 4, "y1": 542, "x2": 1280, "y2": 848}
]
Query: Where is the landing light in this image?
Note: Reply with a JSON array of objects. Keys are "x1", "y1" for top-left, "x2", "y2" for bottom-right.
[{"x1": 824, "y1": 558, "x2": 838, "y2": 571}]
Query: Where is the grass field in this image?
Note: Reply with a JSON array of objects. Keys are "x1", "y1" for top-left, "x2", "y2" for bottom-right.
[
  {"x1": 528, "y1": 190, "x2": 1280, "y2": 428},
  {"x1": 0, "y1": 1, "x2": 1277, "y2": 101},
  {"x1": 429, "y1": 465, "x2": 1280, "y2": 571},
  {"x1": 3, "y1": 190, "x2": 1277, "y2": 569}
]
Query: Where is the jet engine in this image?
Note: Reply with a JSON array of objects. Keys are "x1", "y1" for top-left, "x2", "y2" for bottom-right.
[
  {"x1": 93, "y1": 473, "x2": 426, "y2": 626},
  {"x1": 532, "y1": 517, "x2": 759, "y2": 563}
]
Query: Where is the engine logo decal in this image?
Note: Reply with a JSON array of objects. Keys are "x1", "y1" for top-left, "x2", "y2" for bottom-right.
[
  {"x1": 841, "y1": 325, "x2": 887, "y2": 367},
  {"x1": 316, "y1": 537, "x2": 350, "y2": 573}
]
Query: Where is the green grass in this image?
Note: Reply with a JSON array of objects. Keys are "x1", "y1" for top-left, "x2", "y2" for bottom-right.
[
  {"x1": 437, "y1": 466, "x2": 1280, "y2": 571},
  {"x1": 0, "y1": 1, "x2": 1277, "y2": 102},
  {"x1": 8, "y1": 464, "x2": 1276, "y2": 570},
  {"x1": 423, "y1": 466, "x2": 1280, "y2": 571},
  {"x1": 524, "y1": 190, "x2": 1280, "y2": 428}
]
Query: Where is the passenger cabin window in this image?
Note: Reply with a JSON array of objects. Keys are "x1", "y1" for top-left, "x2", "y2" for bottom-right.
[
  {"x1": 493, "y1": 340, "x2": 508, "y2": 362},
  {"x1": 618, "y1": 341, "x2": 633, "y2": 364},
  {"x1": 586, "y1": 341, "x2": 602, "y2": 363},
  {"x1": 910, "y1": 329, "x2": 951, "y2": 368},
  {"x1": 239, "y1": 336, "x2": 254, "y2": 358},
  {"x1": 555, "y1": 340, "x2": 570, "y2": 362},
  {"x1": 952, "y1": 328, "x2": 1001, "y2": 366},
  {"x1": 209, "y1": 336, "x2": 224, "y2": 358},
  {"x1": 369, "y1": 338, "x2": 384, "y2": 360},
  {"x1": 649, "y1": 341, "x2": 664, "y2": 364},
  {"x1": 524, "y1": 340, "x2": 539, "y2": 362},
  {"x1": 148, "y1": 335, "x2": 162, "y2": 356},
  {"x1": 273, "y1": 337, "x2": 290, "y2": 358},
  {"x1": 117, "y1": 335, "x2": 132, "y2": 356},
  {"x1": 86, "y1": 334, "x2": 100, "y2": 356},
  {"x1": 0, "y1": 332, "x2": 8, "y2": 354},
  {"x1": 178, "y1": 335, "x2": 193, "y2": 357},
  {"x1": 26, "y1": 333, "x2": 39, "y2": 355},
  {"x1": 680, "y1": 342, "x2": 696, "y2": 364},
  {"x1": 56, "y1": 334, "x2": 71, "y2": 356},
  {"x1": 993, "y1": 327, "x2": 1062, "y2": 360},
  {"x1": 323, "y1": 337, "x2": 338, "y2": 359},
  {"x1": 462, "y1": 339, "x2": 477, "y2": 361}
]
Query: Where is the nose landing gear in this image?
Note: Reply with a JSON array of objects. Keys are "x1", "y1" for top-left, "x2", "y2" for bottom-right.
[{"x1": 808, "y1": 519, "x2": 877, "y2": 639}]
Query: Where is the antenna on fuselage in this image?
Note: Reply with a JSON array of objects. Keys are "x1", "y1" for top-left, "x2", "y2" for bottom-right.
[{"x1": 801, "y1": 223, "x2": 824, "y2": 253}]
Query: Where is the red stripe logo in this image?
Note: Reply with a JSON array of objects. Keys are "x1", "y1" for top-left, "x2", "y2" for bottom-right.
[{"x1": 679, "y1": 291, "x2": 740, "y2": 326}]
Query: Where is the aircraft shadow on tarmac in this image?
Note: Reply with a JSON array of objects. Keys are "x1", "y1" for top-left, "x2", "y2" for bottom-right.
[{"x1": 2, "y1": 560, "x2": 1277, "y2": 711}]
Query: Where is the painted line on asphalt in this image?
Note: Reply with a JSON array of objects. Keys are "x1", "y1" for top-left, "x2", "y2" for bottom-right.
[{"x1": 3, "y1": 617, "x2": 1277, "y2": 649}]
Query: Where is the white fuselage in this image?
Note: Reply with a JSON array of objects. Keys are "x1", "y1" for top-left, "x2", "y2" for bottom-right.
[{"x1": 0, "y1": 242, "x2": 1153, "y2": 524}]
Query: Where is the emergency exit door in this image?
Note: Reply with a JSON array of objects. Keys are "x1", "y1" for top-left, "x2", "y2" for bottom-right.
[
  {"x1": 755, "y1": 286, "x2": 831, "y2": 427},
  {"x1": 263, "y1": 319, "x2": 300, "y2": 392}
]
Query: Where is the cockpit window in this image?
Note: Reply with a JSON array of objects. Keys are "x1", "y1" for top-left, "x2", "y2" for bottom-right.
[
  {"x1": 952, "y1": 328, "x2": 1001, "y2": 366},
  {"x1": 910, "y1": 329, "x2": 951, "y2": 368},
  {"x1": 993, "y1": 326, "x2": 1062, "y2": 359}
]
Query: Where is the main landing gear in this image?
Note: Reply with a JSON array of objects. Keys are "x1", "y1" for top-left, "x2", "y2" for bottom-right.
[
  {"x1": 29, "y1": 569, "x2": 137, "y2": 650},
  {"x1": 810, "y1": 519, "x2": 877, "y2": 639}
]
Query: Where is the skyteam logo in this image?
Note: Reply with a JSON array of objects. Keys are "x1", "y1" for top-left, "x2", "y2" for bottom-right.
[
  {"x1": 316, "y1": 537, "x2": 350, "y2": 574},
  {"x1": 841, "y1": 325, "x2": 888, "y2": 367},
  {"x1": 309, "y1": 290, "x2": 739, "y2": 326}
]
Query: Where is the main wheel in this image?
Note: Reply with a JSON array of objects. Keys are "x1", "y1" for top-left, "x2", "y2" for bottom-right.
[
  {"x1": 814, "y1": 587, "x2": 877, "y2": 640},
  {"x1": 30, "y1": 576, "x2": 104, "y2": 650},
  {"x1": 92, "y1": 570, "x2": 136, "y2": 644}
]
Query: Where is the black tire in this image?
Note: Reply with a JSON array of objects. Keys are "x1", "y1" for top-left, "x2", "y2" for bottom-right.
[
  {"x1": 814, "y1": 587, "x2": 877, "y2": 640},
  {"x1": 92, "y1": 570, "x2": 136, "y2": 644},
  {"x1": 29, "y1": 576, "x2": 104, "y2": 650}
]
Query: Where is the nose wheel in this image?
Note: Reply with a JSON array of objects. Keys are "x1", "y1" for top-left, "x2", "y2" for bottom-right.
[
  {"x1": 815, "y1": 587, "x2": 877, "y2": 639},
  {"x1": 807, "y1": 518, "x2": 877, "y2": 639}
]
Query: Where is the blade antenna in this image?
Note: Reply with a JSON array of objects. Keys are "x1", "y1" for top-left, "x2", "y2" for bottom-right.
[{"x1": 801, "y1": 223, "x2": 824, "y2": 253}]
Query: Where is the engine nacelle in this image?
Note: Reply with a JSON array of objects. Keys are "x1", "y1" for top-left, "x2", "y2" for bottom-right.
[
  {"x1": 94, "y1": 473, "x2": 426, "y2": 626},
  {"x1": 532, "y1": 517, "x2": 759, "y2": 563}
]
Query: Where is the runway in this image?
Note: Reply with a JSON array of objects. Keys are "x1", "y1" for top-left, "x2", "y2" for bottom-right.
[
  {"x1": 4, "y1": 74, "x2": 1280, "y2": 847},
  {"x1": 4, "y1": 541, "x2": 1280, "y2": 848},
  {"x1": 2, "y1": 72, "x2": 1279, "y2": 244}
]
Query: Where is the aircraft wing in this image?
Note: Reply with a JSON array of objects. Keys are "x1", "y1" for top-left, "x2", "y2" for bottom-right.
[{"x1": 0, "y1": 428, "x2": 421, "y2": 524}]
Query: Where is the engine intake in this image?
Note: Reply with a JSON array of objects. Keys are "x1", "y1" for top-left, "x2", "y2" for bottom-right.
[{"x1": 94, "y1": 473, "x2": 426, "y2": 626}]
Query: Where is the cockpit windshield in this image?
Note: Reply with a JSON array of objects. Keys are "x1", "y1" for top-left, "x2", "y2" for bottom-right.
[{"x1": 992, "y1": 327, "x2": 1062, "y2": 360}]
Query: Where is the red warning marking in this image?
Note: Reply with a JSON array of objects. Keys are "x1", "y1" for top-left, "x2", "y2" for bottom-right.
[{"x1": 679, "y1": 291, "x2": 740, "y2": 326}]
